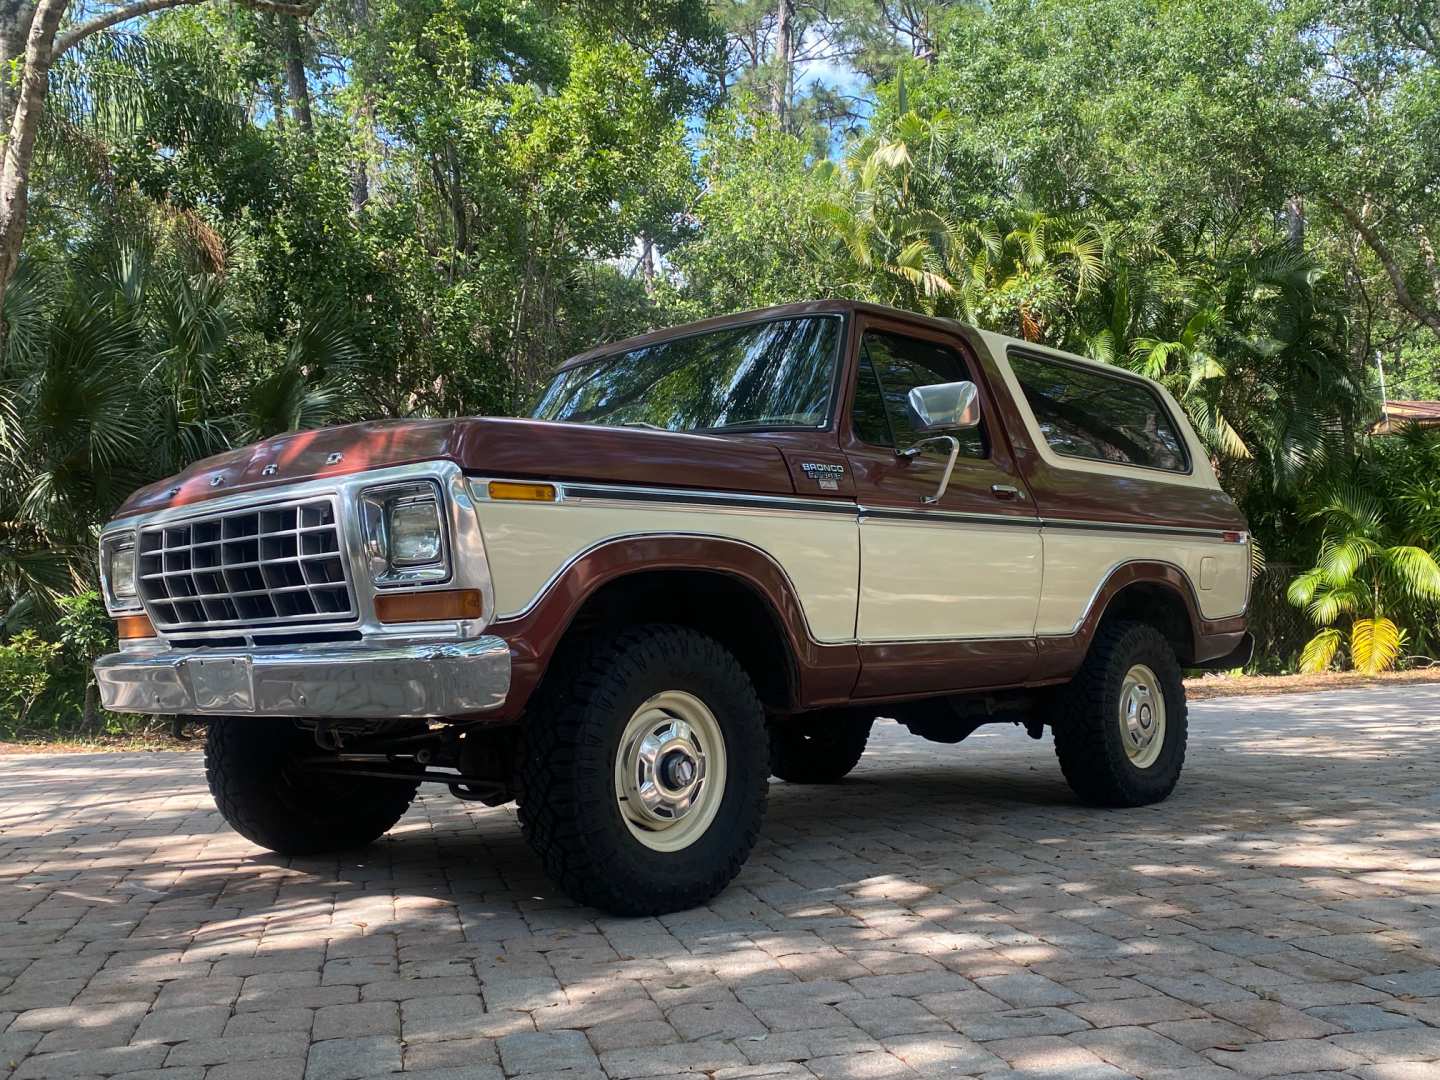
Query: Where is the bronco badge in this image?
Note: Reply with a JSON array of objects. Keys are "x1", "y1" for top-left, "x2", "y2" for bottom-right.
[{"x1": 800, "y1": 462, "x2": 846, "y2": 490}]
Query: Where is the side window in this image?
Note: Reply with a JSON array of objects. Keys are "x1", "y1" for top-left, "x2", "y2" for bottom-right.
[
  {"x1": 1009, "y1": 353, "x2": 1188, "y2": 472},
  {"x1": 851, "y1": 331, "x2": 987, "y2": 458}
]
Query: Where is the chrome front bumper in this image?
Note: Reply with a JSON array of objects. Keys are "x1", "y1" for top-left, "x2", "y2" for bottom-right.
[{"x1": 95, "y1": 637, "x2": 511, "y2": 718}]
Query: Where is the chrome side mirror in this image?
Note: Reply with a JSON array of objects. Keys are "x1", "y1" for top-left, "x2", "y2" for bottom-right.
[{"x1": 907, "y1": 381, "x2": 981, "y2": 432}]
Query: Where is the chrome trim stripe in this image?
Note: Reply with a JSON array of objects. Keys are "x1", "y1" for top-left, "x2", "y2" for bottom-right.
[
  {"x1": 480, "y1": 477, "x2": 1240, "y2": 540},
  {"x1": 1039, "y1": 517, "x2": 1240, "y2": 541},
  {"x1": 554, "y1": 482, "x2": 858, "y2": 516},
  {"x1": 860, "y1": 507, "x2": 1038, "y2": 528}
]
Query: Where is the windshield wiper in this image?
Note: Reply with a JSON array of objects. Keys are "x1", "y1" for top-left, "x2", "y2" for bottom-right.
[{"x1": 618, "y1": 421, "x2": 667, "y2": 431}]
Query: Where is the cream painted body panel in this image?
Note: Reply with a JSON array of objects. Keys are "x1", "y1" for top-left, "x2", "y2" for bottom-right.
[
  {"x1": 856, "y1": 517, "x2": 1042, "y2": 640},
  {"x1": 1036, "y1": 531, "x2": 1249, "y2": 634},
  {"x1": 473, "y1": 487, "x2": 860, "y2": 643}
]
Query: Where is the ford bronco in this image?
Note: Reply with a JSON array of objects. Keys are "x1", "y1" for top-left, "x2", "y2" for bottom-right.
[{"x1": 94, "y1": 301, "x2": 1252, "y2": 915}]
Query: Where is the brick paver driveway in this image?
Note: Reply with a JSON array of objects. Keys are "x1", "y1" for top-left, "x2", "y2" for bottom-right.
[{"x1": 3, "y1": 686, "x2": 1440, "y2": 1080}]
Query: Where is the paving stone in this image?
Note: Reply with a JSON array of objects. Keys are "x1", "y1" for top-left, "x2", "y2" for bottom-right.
[
  {"x1": 1355, "y1": 1066, "x2": 1440, "y2": 1080},
  {"x1": 304, "y1": 1035, "x2": 403, "y2": 1080},
  {"x1": 882, "y1": 1034, "x2": 1004, "y2": 1078},
  {"x1": 1327, "y1": 1027, "x2": 1440, "y2": 1063},
  {"x1": 12, "y1": 1044, "x2": 169, "y2": 1079},
  {"x1": 110, "y1": 1068, "x2": 205, "y2": 1080},
  {"x1": 1066, "y1": 997, "x2": 1207, "y2": 1028},
  {"x1": 665, "y1": 1003, "x2": 765, "y2": 1040},
  {"x1": 402, "y1": 1037, "x2": 500, "y2": 1070},
  {"x1": 398, "y1": 1069, "x2": 503, "y2": 1080},
  {"x1": 12, "y1": 1002, "x2": 148, "y2": 1032},
  {"x1": 132, "y1": 1006, "x2": 231, "y2": 1043},
  {"x1": 972, "y1": 975, "x2": 1082, "y2": 1009},
  {"x1": 221, "y1": 1009, "x2": 314, "y2": 1037},
  {"x1": 1202, "y1": 1038, "x2": 1366, "y2": 1077},
  {"x1": 600, "y1": 1043, "x2": 747, "y2": 1080},
  {"x1": 584, "y1": 1022, "x2": 679, "y2": 1053},
  {"x1": 497, "y1": 1031, "x2": 599, "y2": 1076},
  {"x1": 1302, "y1": 1002, "x2": 1420, "y2": 1032},
  {"x1": 1149, "y1": 1018, "x2": 1263, "y2": 1052},
  {"x1": 1207, "y1": 1001, "x2": 1343, "y2": 1040},
  {"x1": 165, "y1": 1033, "x2": 312, "y2": 1067},
  {"x1": 802, "y1": 1051, "x2": 916, "y2": 1080},
  {"x1": 834, "y1": 998, "x2": 947, "y2": 1038},
  {"x1": 32, "y1": 1022, "x2": 139, "y2": 1054},
  {"x1": 735, "y1": 1027, "x2": 880, "y2": 1065},
  {"x1": 1068, "y1": 1027, "x2": 1210, "y2": 1072},
  {"x1": 205, "y1": 1063, "x2": 307, "y2": 1080},
  {"x1": 951, "y1": 1008, "x2": 1089, "y2": 1041},
  {"x1": 312, "y1": 1001, "x2": 399, "y2": 1042}
]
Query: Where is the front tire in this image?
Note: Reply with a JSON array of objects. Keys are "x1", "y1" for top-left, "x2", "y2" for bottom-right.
[
  {"x1": 518, "y1": 625, "x2": 768, "y2": 916},
  {"x1": 205, "y1": 717, "x2": 421, "y2": 855},
  {"x1": 770, "y1": 713, "x2": 873, "y2": 783},
  {"x1": 1051, "y1": 621, "x2": 1187, "y2": 807}
]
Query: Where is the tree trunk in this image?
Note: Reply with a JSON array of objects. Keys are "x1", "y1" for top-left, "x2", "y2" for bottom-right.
[
  {"x1": 1333, "y1": 200, "x2": 1440, "y2": 341},
  {"x1": 280, "y1": 13, "x2": 312, "y2": 134},
  {"x1": 349, "y1": 0, "x2": 372, "y2": 213},
  {"x1": 771, "y1": 0, "x2": 792, "y2": 125},
  {"x1": 1285, "y1": 195, "x2": 1304, "y2": 250},
  {"x1": 81, "y1": 678, "x2": 100, "y2": 733},
  {"x1": 445, "y1": 141, "x2": 467, "y2": 256},
  {"x1": 0, "y1": 0, "x2": 36, "y2": 132},
  {"x1": 641, "y1": 238, "x2": 655, "y2": 296},
  {"x1": 0, "y1": 0, "x2": 67, "y2": 326},
  {"x1": 1418, "y1": 226, "x2": 1440, "y2": 309}
]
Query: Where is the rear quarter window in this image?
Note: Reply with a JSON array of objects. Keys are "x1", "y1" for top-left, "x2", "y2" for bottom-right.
[{"x1": 1009, "y1": 352, "x2": 1189, "y2": 473}]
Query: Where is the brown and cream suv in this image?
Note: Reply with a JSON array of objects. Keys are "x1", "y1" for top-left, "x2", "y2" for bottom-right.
[{"x1": 95, "y1": 301, "x2": 1252, "y2": 915}]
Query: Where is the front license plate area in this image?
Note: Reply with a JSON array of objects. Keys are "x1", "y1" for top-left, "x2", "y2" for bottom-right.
[{"x1": 185, "y1": 656, "x2": 255, "y2": 712}]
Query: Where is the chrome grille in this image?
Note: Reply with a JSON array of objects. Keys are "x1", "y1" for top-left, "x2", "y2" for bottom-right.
[{"x1": 137, "y1": 498, "x2": 355, "y2": 631}]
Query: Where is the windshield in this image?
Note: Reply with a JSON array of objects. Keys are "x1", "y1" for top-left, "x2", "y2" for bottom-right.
[{"x1": 530, "y1": 315, "x2": 843, "y2": 433}]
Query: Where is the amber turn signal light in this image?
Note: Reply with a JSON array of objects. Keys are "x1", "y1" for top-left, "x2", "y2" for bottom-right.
[
  {"x1": 116, "y1": 613, "x2": 155, "y2": 640},
  {"x1": 488, "y1": 480, "x2": 556, "y2": 502},
  {"x1": 374, "y1": 588, "x2": 484, "y2": 624}
]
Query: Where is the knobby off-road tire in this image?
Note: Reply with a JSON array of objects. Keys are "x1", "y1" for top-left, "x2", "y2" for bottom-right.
[
  {"x1": 770, "y1": 713, "x2": 874, "y2": 783},
  {"x1": 517, "y1": 624, "x2": 768, "y2": 916},
  {"x1": 205, "y1": 717, "x2": 421, "y2": 855},
  {"x1": 1052, "y1": 620, "x2": 1188, "y2": 807}
]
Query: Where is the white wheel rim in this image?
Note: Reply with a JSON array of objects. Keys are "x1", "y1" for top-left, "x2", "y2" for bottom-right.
[
  {"x1": 1119, "y1": 664, "x2": 1166, "y2": 769},
  {"x1": 614, "y1": 690, "x2": 727, "y2": 852}
]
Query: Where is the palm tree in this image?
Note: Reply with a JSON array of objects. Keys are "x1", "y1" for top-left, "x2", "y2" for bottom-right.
[
  {"x1": 1287, "y1": 483, "x2": 1440, "y2": 673},
  {"x1": 815, "y1": 103, "x2": 1105, "y2": 339}
]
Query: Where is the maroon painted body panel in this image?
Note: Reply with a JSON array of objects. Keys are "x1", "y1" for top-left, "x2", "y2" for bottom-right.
[{"x1": 117, "y1": 417, "x2": 798, "y2": 518}]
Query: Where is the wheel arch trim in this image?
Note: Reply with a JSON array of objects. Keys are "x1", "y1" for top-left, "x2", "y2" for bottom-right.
[{"x1": 485, "y1": 533, "x2": 859, "y2": 720}]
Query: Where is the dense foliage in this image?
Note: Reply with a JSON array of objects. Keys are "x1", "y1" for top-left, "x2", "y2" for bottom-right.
[{"x1": 3, "y1": 0, "x2": 1440, "y2": 735}]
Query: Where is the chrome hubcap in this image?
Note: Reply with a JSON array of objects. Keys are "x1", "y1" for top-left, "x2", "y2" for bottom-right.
[
  {"x1": 1119, "y1": 664, "x2": 1166, "y2": 769},
  {"x1": 615, "y1": 691, "x2": 727, "y2": 852}
]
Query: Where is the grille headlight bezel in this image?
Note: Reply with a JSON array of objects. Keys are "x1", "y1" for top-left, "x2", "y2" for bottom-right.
[
  {"x1": 100, "y1": 533, "x2": 141, "y2": 614},
  {"x1": 360, "y1": 480, "x2": 452, "y2": 588}
]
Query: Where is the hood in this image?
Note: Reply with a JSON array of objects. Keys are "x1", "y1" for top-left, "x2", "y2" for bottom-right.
[{"x1": 114, "y1": 417, "x2": 800, "y2": 517}]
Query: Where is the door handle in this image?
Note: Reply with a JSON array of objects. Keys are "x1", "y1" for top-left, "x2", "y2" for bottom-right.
[{"x1": 991, "y1": 484, "x2": 1023, "y2": 500}]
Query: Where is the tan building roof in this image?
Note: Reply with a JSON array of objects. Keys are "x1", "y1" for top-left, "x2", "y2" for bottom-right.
[{"x1": 1372, "y1": 400, "x2": 1440, "y2": 434}]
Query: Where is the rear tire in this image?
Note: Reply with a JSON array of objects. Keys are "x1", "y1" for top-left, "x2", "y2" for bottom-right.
[
  {"x1": 205, "y1": 717, "x2": 421, "y2": 855},
  {"x1": 770, "y1": 713, "x2": 873, "y2": 783},
  {"x1": 1052, "y1": 620, "x2": 1187, "y2": 807},
  {"x1": 518, "y1": 625, "x2": 768, "y2": 916}
]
